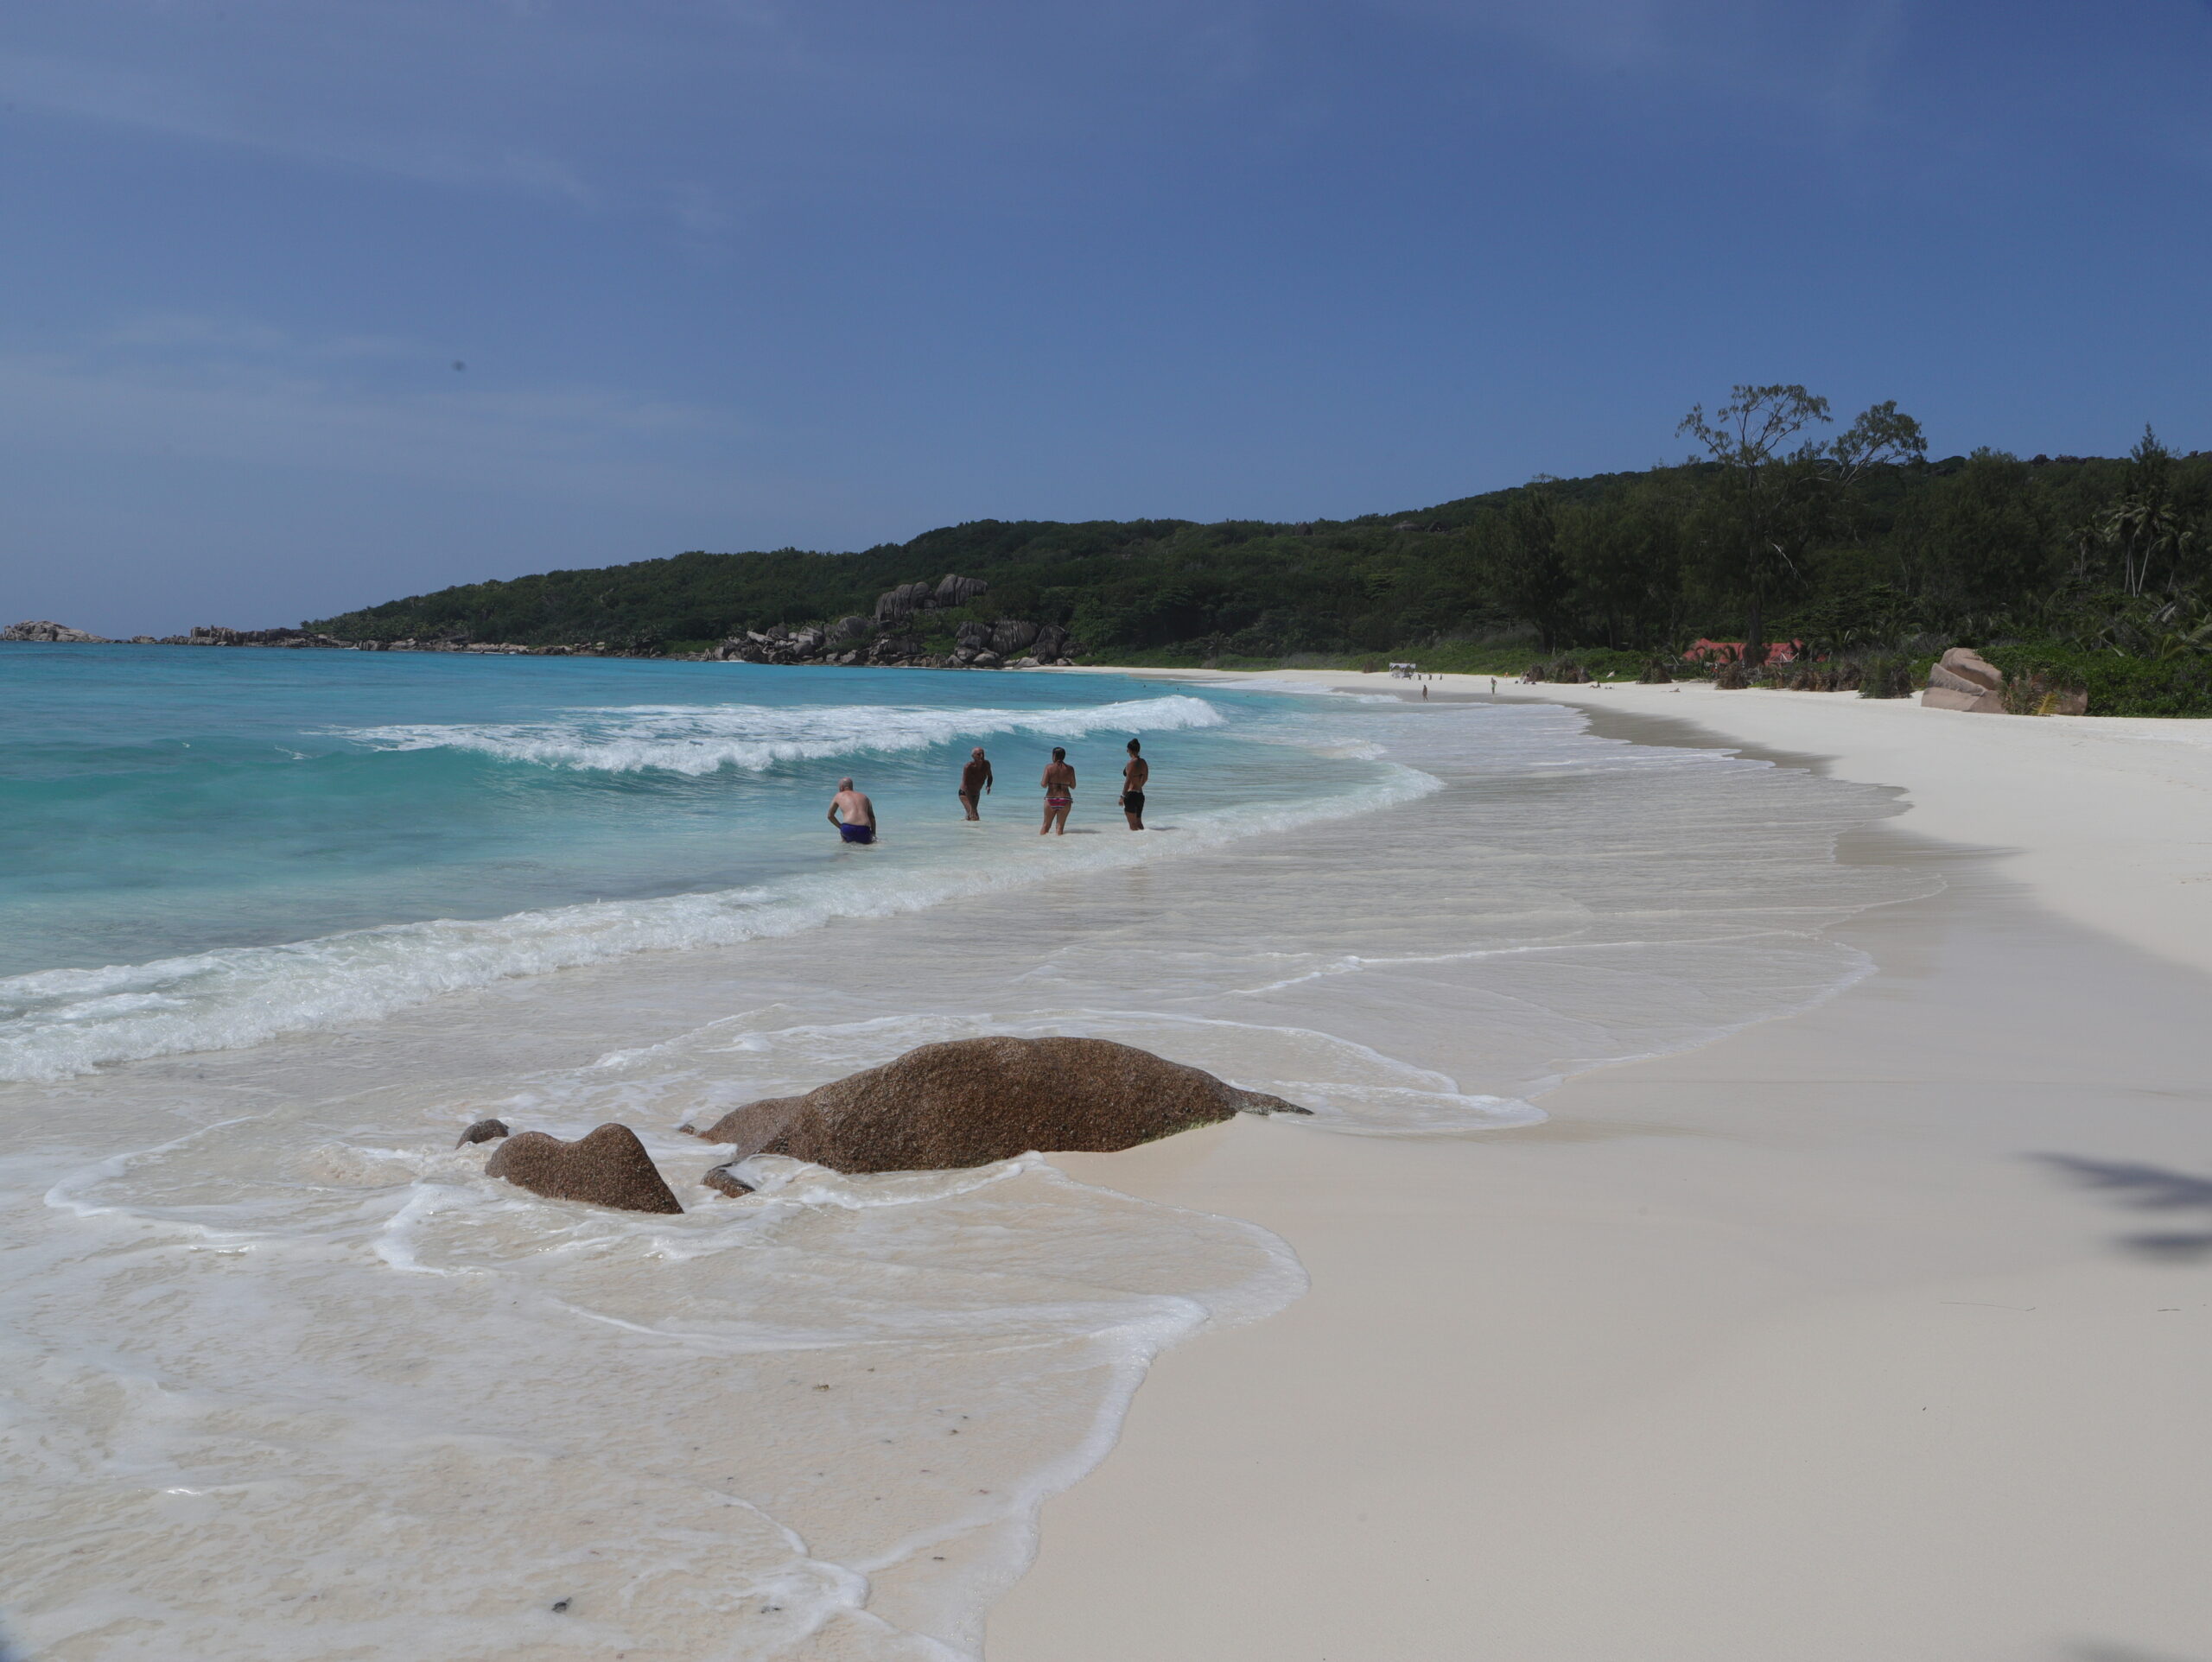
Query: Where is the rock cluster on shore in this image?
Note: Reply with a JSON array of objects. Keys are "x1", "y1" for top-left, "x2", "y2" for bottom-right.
[
  {"x1": 1922, "y1": 645, "x2": 2088, "y2": 716},
  {"x1": 464, "y1": 1039, "x2": 1300, "y2": 1214},
  {"x1": 683, "y1": 1036, "x2": 1308, "y2": 1175},
  {"x1": 159, "y1": 625, "x2": 601, "y2": 654},
  {"x1": 3, "y1": 620, "x2": 111, "y2": 643},
  {"x1": 9, "y1": 572, "x2": 1077, "y2": 669},
  {"x1": 710, "y1": 574, "x2": 1074, "y2": 669}
]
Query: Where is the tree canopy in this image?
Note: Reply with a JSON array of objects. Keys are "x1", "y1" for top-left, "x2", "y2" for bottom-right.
[{"x1": 306, "y1": 396, "x2": 2210, "y2": 667}]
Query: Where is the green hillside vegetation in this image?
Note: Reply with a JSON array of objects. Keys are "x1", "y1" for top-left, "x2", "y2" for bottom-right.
[{"x1": 306, "y1": 386, "x2": 2212, "y2": 707}]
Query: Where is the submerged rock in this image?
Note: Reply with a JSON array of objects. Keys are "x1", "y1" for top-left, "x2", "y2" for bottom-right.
[
  {"x1": 455, "y1": 1117, "x2": 511, "y2": 1148},
  {"x1": 485, "y1": 1123, "x2": 683, "y2": 1214},
  {"x1": 701, "y1": 1164, "x2": 756, "y2": 1198},
  {"x1": 684, "y1": 1036, "x2": 1307, "y2": 1174}
]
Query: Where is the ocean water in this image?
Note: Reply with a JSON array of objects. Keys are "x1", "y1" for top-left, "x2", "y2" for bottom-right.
[
  {"x1": 0, "y1": 646, "x2": 1934, "y2": 1659},
  {"x1": 0, "y1": 648, "x2": 1432, "y2": 1081}
]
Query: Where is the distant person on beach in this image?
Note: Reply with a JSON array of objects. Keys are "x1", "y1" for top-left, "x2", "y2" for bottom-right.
[
  {"x1": 1121, "y1": 739, "x2": 1148, "y2": 830},
  {"x1": 827, "y1": 777, "x2": 876, "y2": 845},
  {"x1": 1040, "y1": 747, "x2": 1076, "y2": 835},
  {"x1": 958, "y1": 746, "x2": 993, "y2": 821}
]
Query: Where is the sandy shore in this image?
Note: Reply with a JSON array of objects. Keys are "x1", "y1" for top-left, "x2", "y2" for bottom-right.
[{"x1": 991, "y1": 675, "x2": 2212, "y2": 1661}]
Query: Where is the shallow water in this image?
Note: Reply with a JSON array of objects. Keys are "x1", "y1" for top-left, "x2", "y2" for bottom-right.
[{"x1": 0, "y1": 653, "x2": 1934, "y2": 1658}]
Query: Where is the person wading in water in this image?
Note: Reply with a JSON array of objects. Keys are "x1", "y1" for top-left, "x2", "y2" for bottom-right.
[
  {"x1": 826, "y1": 777, "x2": 876, "y2": 845},
  {"x1": 1120, "y1": 738, "x2": 1148, "y2": 829},
  {"x1": 1039, "y1": 746, "x2": 1075, "y2": 835},
  {"x1": 958, "y1": 746, "x2": 993, "y2": 821}
]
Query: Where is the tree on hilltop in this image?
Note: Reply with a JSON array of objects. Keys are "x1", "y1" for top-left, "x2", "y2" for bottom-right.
[{"x1": 1679, "y1": 384, "x2": 1925, "y2": 664}]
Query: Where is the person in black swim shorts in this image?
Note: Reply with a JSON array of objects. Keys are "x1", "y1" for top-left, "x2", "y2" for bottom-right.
[{"x1": 1120, "y1": 738, "x2": 1147, "y2": 830}]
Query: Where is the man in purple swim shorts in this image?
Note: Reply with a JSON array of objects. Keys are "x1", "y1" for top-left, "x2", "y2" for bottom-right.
[{"x1": 827, "y1": 777, "x2": 877, "y2": 845}]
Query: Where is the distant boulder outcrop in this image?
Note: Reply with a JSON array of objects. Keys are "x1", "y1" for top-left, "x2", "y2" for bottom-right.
[
  {"x1": 709, "y1": 584, "x2": 1073, "y2": 671},
  {"x1": 683, "y1": 1036, "x2": 1308, "y2": 1175},
  {"x1": 1920, "y1": 646, "x2": 2087, "y2": 715},
  {"x1": 875, "y1": 573, "x2": 988, "y2": 624},
  {"x1": 1922, "y1": 646, "x2": 2005, "y2": 713},
  {"x1": 874, "y1": 580, "x2": 937, "y2": 623},
  {"x1": 3, "y1": 620, "x2": 110, "y2": 643},
  {"x1": 484, "y1": 1123, "x2": 683, "y2": 1214}
]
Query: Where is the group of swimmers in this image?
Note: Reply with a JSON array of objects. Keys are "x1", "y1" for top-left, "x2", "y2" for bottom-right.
[{"x1": 826, "y1": 739, "x2": 1151, "y2": 845}]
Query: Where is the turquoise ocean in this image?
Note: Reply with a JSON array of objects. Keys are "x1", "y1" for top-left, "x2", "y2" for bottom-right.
[{"x1": 0, "y1": 645, "x2": 1422, "y2": 1081}]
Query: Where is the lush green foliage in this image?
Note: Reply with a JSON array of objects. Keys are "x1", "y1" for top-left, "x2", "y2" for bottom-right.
[
  {"x1": 1981, "y1": 643, "x2": 2212, "y2": 718},
  {"x1": 306, "y1": 408, "x2": 2212, "y2": 694}
]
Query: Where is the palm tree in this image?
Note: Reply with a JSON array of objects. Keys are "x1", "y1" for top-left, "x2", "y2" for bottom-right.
[{"x1": 2100, "y1": 493, "x2": 2190, "y2": 597}]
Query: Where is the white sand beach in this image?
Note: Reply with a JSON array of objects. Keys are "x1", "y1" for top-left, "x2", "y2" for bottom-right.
[{"x1": 993, "y1": 675, "x2": 2212, "y2": 1662}]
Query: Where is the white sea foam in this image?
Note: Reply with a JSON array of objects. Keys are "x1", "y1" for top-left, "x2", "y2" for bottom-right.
[
  {"x1": 0, "y1": 759, "x2": 1440, "y2": 1082},
  {"x1": 1224, "y1": 677, "x2": 1405, "y2": 704},
  {"x1": 5, "y1": 1082, "x2": 1305, "y2": 1661},
  {"x1": 339, "y1": 694, "x2": 1225, "y2": 774}
]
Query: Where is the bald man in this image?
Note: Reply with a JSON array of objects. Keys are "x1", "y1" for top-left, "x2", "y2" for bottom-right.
[{"x1": 827, "y1": 777, "x2": 876, "y2": 844}]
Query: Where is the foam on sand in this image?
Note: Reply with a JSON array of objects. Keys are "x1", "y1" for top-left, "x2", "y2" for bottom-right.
[{"x1": 16, "y1": 1091, "x2": 1304, "y2": 1661}]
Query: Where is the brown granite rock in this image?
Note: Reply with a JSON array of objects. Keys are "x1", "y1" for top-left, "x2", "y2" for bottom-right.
[
  {"x1": 455, "y1": 1118, "x2": 510, "y2": 1148},
  {"x1": 701, "y1": 1164, "x2": 756, "y2": 1198},
  {"x1": 683, "y1": 1036, "x2": 1308, "y2": 1174},
  {"x1": 485, "y1": 1123, "x2": 683, "y2": 1214},
  {"x1": 1923, "y1": 646, "x2": 2006, "y2": 713}
]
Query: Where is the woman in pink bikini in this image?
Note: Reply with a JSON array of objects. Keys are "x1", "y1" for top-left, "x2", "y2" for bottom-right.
[{"x1": 1039, "y1": 746, "x2": 1076, "y2": 835}]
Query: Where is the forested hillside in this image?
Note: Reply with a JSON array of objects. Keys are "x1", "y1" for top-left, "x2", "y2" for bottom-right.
[{"x1": 306, "y1": 388, "x2": 2211, "y2": 672}]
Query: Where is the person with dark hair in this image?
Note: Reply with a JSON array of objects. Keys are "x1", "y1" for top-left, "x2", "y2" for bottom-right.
[
  {"x1": 1120, "y1": 738, "x2": 1148, "y2": 830},
  {"x1": 1039, "y1": 746, "x2": 1076, "y2": 835},
  {"x1": 958, "y1": 746, "x2": 993, "y2": 821},
  {"x1": 826, "y1": 777, "x2": 876, "y2": 845}
]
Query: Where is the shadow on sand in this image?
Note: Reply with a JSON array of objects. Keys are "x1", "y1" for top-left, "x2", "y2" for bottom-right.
[{"x1": 2037, "y1": 1154, "x2": 2212, "y2": 1261}]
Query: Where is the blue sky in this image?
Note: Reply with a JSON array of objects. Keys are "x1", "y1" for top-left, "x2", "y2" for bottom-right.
[{"x1": 3, "y1": 1, "x2": 2209, "y2": 635}]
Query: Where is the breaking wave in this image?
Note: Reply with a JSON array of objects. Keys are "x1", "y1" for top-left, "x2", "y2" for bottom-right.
[{"x1": 339, "y1": 695, "x2": 1225, "y2": 775}]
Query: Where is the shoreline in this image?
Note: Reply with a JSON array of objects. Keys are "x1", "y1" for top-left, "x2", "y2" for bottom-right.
[
  {"x1": 1055, "y1": 667, "x2": 2212, "y2": 980},
  {"x1": 991, "y1": 670, "x2": 2212, "y2": 1659}
]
